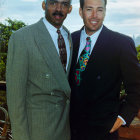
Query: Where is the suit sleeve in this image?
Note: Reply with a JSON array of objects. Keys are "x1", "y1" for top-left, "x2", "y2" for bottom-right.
[
  {"x1": 6, "y1": 33, "x2": 30, "y2": 140},
  {"x1": 119, "y1": 37, "x2": 140, "y2": 126}
]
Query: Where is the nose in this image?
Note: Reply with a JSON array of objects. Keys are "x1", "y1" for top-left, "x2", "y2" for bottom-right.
[{"x1": 91, "y1": 10, "x2": 97, "y2": 18}]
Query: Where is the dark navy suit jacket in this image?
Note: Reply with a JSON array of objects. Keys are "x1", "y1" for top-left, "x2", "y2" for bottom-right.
[{"x1": 69, "y1": 25, "x2": 140, "y2": 137}]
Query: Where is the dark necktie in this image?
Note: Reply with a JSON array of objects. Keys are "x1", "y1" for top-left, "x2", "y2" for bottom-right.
[
  {"x1": 75, "y1": 37, "x2": 91, "y2": 86},
  {"x1": 57, "y1": 29, "x2": 67, "y2": 71}
]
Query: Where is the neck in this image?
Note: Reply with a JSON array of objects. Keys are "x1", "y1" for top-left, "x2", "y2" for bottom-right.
[{"x1": 45, "y1": 17, "x2": 62, "y2": 29}]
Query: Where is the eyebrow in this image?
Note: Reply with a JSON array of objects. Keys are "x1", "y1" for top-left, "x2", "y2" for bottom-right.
[
  {"x1": 85, "y1": 6, "x2": 93, "y2": 8},
  {"x1": 85, "y1": 6, "x2": 104, "y2": 9},
  {"x1": 98, "y1": 7, "x2": 104, "y2": 9}
]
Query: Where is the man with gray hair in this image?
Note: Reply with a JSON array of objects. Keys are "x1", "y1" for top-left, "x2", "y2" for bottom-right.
[{"x1": 6, "y1": 0, "x2": 72, "y2": 140}]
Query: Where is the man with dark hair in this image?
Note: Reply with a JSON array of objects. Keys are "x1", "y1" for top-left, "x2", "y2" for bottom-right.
[
  {"x1": 6, "y1": 0, "x2": 72, "y2": 140},
  {"x1": 69, "y1": 0, "x2": 140, "y2": 139},
  {"x1": 80, "y1": 0, "x2": 107, "y2": 9}
]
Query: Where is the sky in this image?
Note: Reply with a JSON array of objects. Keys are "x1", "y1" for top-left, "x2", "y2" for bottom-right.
[{"x1": 0, "y1": 0, "x2": 140, "y2": 37}]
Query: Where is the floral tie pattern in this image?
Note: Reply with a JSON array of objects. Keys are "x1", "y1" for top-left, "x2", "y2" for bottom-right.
[{"x1": 75, "y1": 37, "x2": 91, "y2": 86}]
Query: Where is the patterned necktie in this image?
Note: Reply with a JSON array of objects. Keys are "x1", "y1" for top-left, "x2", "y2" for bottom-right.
[
  {"x1": 57, "y1": 29, "x2": 67, "y2": 71},
  {"x1": 75, "y1": 37, "x2": 91, "y2": 86}
]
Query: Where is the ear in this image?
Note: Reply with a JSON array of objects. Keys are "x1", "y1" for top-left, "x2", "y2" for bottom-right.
[
  {"x1": 79, "y1": 8, "x2": 83, "y2": 19},
  {"x1": 68, "y1": 5, "x2": 72, "y2": 14},
  {"x1": 42, "y1": 1, "x2": 46, "y2": 11}
]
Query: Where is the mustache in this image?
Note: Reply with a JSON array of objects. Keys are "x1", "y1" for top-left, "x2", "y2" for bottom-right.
[{"x1": 53, "y1": 11, "x2": 64, "y2": 17}]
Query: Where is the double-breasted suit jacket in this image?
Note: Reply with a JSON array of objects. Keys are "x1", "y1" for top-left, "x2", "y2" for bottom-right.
[
  {"x1": 6, "y1": 18, "x2": 73, "y2": 140},
  {"x1": 69, "y1": 26, "x2": 140, "y2": 138}
]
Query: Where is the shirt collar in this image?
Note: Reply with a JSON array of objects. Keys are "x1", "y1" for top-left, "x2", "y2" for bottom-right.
[{"x1": 83, "y1": 25, "x2": 103, "y2": 40}]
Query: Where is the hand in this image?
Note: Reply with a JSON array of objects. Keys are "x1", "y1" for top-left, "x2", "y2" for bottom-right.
[{"x1": 110, "y1": 117, "x2": 123, "y2": 133}]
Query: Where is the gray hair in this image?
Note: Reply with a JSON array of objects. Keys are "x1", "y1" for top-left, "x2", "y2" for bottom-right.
[{"x1": 44, "y1": 0, "x2": 72, "y2": 5}]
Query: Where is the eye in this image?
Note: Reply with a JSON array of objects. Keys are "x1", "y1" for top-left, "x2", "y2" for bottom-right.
[
  {"x1": 87, "y1": 8, "x2": 92, "y2": 11},
  {"x1": 61, "y1": 2, "x2": 69, "y2": 7},
  {"x1": 98, "y1": 8, "x2": 104, "y2": 12},
  {"x1": 98, "y1": 9, "x2": 103, "y2": 12},
  {"x1": 49, "y1": 1, "x2": 57, "y2": 6}
]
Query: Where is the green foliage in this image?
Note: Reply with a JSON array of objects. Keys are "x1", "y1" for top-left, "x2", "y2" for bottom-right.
[
  {"x1": 0, "y1": 53, "x2": 7, "y2": 80},
  {"x1": 0, "y1": 18, "x2": 26, "y2": 81},
  {"x1": 0, "y1": 90, "x2": 6, "y2": 106},
  {"x1": 136, "y1": 45, "x2": 140, "y2": 63},
  {"x1": 0, "y1": 18, "x2": 26, "y2": 53}
]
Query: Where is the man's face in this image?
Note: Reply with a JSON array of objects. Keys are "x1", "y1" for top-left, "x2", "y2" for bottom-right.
[
  {"x1": 79, "y1": 0, "x2": 106, "y2": 36},
  {"x1": 42, "y1": 0, "x2": 72, "y2": 29}
]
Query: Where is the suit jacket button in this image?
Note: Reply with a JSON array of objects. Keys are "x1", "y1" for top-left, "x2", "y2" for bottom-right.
[
  {"x1": 45, "y1": 74, "x2": 50, "y2": 79},
  {"x1": 51, "y1": 92, "x2": 54, "y2": 96},
  {"x1": 66, "y1": 99, "x2": 70, "y2": 104},
  {"x1": 97, "y1": 75, "x2": 101, "y2": 80}
]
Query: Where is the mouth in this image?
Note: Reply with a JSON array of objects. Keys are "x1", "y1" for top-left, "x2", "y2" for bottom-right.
[
  {"x1": 90, "y1": 20, "x2": 98, "y2": 25},
  {"x1": 53, "y1": 12, "x2": 64, "y2": 20},
  {"x1": 54, "y1": 15, "x2": 63, "y2": 20}
]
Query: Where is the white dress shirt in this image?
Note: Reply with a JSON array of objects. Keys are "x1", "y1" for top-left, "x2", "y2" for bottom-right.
[
  {"x1": 77, "y1": 25, "x2": 103, "y2": 61},
  {"x1": 78, "y1": 26, "x2": 126, "y2": 125},
  {"x1": 43, "y1": 17, "x2": 70, "y2": 70}
]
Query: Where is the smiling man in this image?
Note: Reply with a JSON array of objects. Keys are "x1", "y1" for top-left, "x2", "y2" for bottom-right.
[
  {"x1": 6, "y1": 0, "x2": 72, "y2": 140},
  {"x1": 69, "y1": 0, "x2": 140, "y2": 139}
]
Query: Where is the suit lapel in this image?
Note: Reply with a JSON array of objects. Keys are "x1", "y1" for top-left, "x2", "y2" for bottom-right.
[
  {"x1": 72, "y1": 30, "x2": 81, "y2": 69},
  {"x1": 63, "y1": 26, "x2": 73, "y2": 77},
  {"x1": 34, "y1": 18, "x2": 71, "y2": 98},
  {"x1": 86, "y1": 26, "x2": 109, "y2": 67}
]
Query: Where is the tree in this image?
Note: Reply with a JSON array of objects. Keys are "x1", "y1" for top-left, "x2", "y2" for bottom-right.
[
  {"x1": 136, "y1": 45, "x2": 140, "y2": 63},
  {"x1": 0, "y1": 18, "x2": 26, "y2": 81}
]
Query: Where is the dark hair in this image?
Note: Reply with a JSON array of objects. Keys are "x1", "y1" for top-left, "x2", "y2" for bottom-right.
[{"x1": 80, "y1": 0, "x2": 107, "y2": 9}]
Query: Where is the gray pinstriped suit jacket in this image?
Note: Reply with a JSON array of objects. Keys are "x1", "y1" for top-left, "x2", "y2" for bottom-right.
[{"x1": 6, "y1": 18, "x2": 73, "y2": 140}]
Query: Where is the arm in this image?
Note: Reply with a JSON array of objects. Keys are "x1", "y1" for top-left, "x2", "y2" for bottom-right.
[
  {"x1": 6, "y1": 33, "x2": 30, "y2": 140},
  {"x1": 110, "y1": 37, "x2": 140, "y2": 132},
  {"x1": 119, "y1": 38, "x2": 140, "y2": 126}
]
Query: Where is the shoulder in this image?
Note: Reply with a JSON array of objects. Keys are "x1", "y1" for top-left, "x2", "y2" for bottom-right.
[
  {"x1": 72, "y1": 30, "x2": 81, "y2": 37},
  {"x1": 104, "y1": 26, "x2": 136, "y2": 54},
  {"x1": 11, "y1": 18, "x2": 44, "y2": 40},
  {"x1": 104, "y1": 26, "x2": 134, "y2": 45},
  {"x1": 9, "y1": 21, "x2": 41, "y2": 49},
  {"x1": 12, "y1": 23, "x2": 37, "y2": 38},
  {"x1": 71, "y1": 30, "x2": 82, "y2": 43}
]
